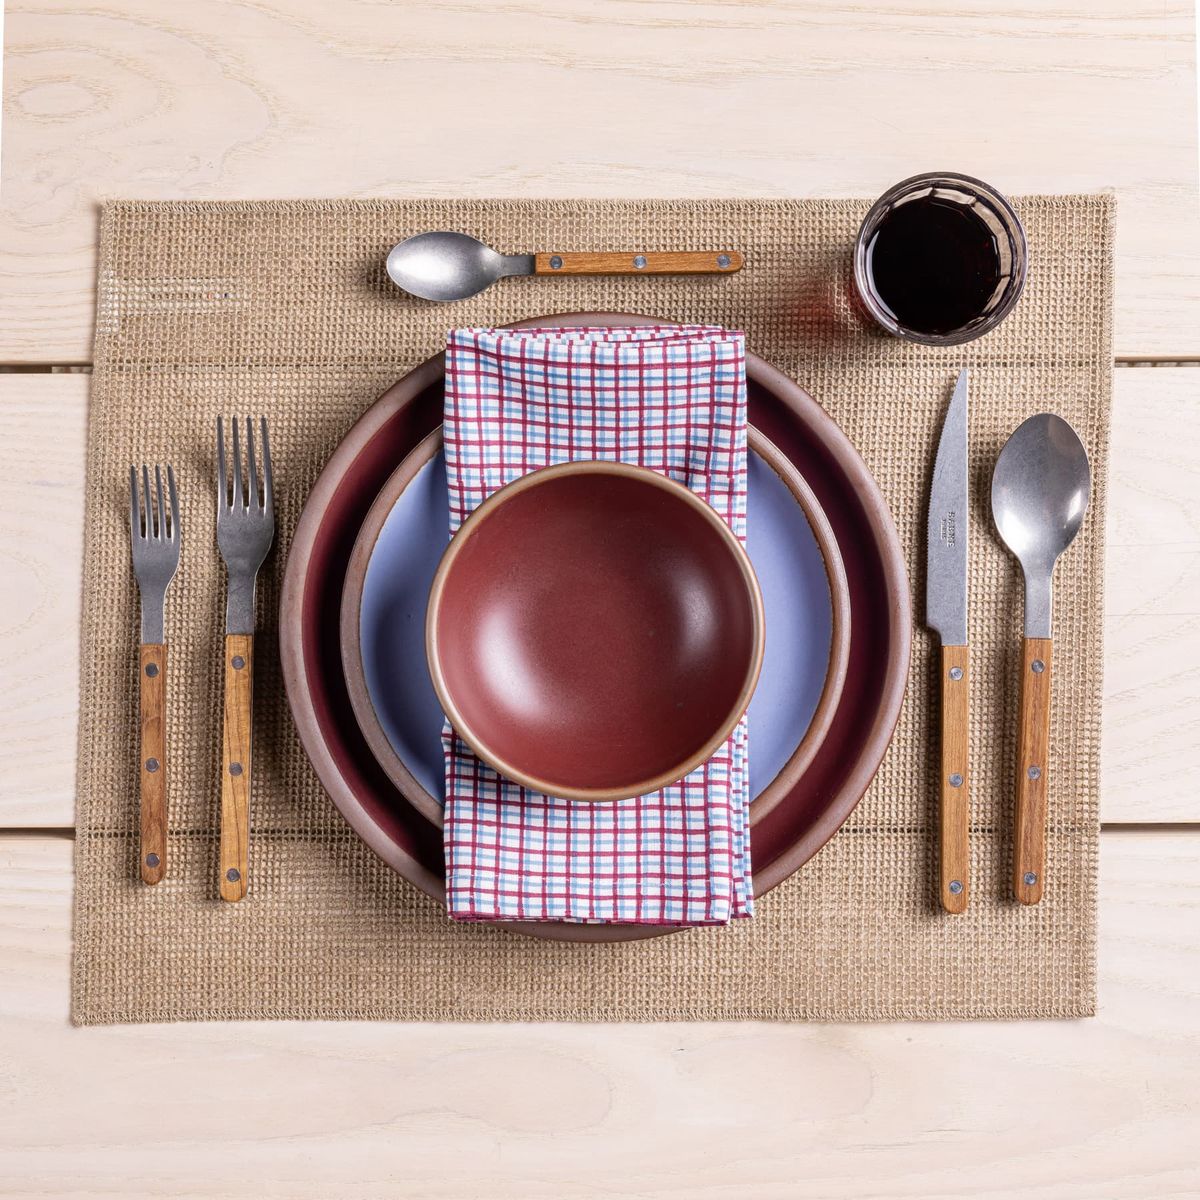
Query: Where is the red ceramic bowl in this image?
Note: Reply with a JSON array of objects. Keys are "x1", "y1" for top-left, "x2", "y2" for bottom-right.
[{"x1": 426, "y1": 460, "x2": 765, "y2": 802}]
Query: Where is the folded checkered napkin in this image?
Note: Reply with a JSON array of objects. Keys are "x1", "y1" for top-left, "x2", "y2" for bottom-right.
[{"x1": 441, "y1": 326, "x2": 752, "y2": 924}]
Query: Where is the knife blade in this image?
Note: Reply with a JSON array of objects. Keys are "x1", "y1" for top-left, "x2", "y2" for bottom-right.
[{"x1": 927, "y1": 368, "x2": 970, "y2": 913}]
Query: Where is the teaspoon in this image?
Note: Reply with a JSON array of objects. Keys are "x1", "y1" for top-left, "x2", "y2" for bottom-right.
[{"x1": 386, "y1": 232, "x2": 744, "y2": 302}]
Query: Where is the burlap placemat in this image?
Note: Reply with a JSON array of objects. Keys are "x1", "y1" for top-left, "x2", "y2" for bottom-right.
[{"x1": 72, "y1": 197, "x2": 1111, "y2": 1023}]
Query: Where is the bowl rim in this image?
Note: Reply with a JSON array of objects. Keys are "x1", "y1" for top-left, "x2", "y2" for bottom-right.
[
  {"x1": 423, "y1": 458, "x2": 767, "y2": 803},
  {"x1": 339, "y1": 422, "x2": 850, "y2": 825}
]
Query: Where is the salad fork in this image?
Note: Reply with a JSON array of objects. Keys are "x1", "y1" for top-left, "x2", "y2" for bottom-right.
[
  {"x1": 215, "y1": 416, "x2": 274, "y2": 902},
  {"x1": 128, "y1": 463, "x2": 181, "y2": 884}
]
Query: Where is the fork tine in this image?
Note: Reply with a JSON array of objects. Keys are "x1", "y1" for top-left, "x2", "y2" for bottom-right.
[
  {"x1": 216, "y1": 416, "x2": 227, "y2": 509},
  {"x1": 155, "y1": 465, "x2": 165, "y2": 541},
  {"x1": 246, "y1": 417, "x2": 259, "y2": 510},
  {"x1": 261, "y1": 417, "x2": 273, "y2": 516},
  {"x1": 142, "y1": 465, "x2": 154, "y2": 538},
  {"x1": 231, "y1": 415, "x2": 244, "y2": 509},
  {"x1": 129, "y1": 465, "x2": 141, "y2": 540},
  {"x1": 167, "y1": 465, "x2": 180, "y2": 543}
]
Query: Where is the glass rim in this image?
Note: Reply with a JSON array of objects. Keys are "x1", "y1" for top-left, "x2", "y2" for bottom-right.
[{"x1": 853, "y1": 171, "x2": 1029, "y2": 347}]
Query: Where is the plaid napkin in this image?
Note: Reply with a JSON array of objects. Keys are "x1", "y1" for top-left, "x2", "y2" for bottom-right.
[{"x1": 441, "y1": 326, "x2": 752, "y2": 924}]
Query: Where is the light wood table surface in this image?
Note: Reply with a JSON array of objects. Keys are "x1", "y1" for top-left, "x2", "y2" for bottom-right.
[{"x1": 1, "y1": 3, "x2": 1198, "y2": 1197}]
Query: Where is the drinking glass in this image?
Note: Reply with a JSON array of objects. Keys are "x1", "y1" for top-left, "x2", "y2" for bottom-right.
[{"x1": 853, "y1": 172, "x2": 1028, "y2": 346}]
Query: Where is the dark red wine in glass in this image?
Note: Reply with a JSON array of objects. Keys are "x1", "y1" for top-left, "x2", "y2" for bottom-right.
[{"x1": 854, "y1": 174, "x2": 1027, "y2": 346}]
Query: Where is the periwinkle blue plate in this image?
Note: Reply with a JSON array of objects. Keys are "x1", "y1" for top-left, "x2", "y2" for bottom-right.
[{"x1": 351, "y1": 435, "x2": 844, "y2": 815}]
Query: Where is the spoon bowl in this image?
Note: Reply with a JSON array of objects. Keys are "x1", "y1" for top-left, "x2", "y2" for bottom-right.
[
  {"x1": 991, "y1": 413, "x2": 1090, "y2": 637},
  {"x1": 386, "y1": 232, "x2": 531, "y2": 302}
]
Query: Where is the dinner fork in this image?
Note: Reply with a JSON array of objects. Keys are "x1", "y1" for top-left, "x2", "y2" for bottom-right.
[
  {"x1": 215, "y1": 416, "x2": 274, "y2": 902},
  {"x1": 129, "y1": 463, "x2": 181, "y2": 884}
]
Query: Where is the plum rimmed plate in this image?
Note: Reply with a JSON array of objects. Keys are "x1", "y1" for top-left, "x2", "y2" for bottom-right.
[
  {"x1": 340, "y1": 426, "x2": 850, "y2": 828},
  {"x1": 280, "y1": 313, "x2": 911, "y2": 942}
]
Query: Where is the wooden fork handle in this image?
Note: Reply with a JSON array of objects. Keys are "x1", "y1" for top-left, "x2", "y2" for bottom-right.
[
  {"x1": 219, "y1": 634, "x2": 254, "y2": 902},
  {"x1": 533, "y1": 250, "x2": 743, "y2": 276},
  {"x1": 939, "y1": 644, "x2": 970, "y2": 913},
  {"x1": 1014, "y1": 637, "x2": 1053, "y2": 905},
  {"x1": 139, "y1": 643, "x2": 168, "y2": 884}
]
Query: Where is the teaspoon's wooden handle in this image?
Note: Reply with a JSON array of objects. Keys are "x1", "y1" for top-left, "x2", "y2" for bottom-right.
[
  {"x1": 219, "y1": 634, "x2": 254, "y2": 902},
  {"x1": 533, "y1": 250, "x2": 743, "y2": 276},
  {"x1": 1014, "y1": 637, "x2": 1053, "y2": 905},
  {"x1": 939, "y1": 644, "x2": 970, "y2": 913},
  {"x1": 139, "y1": 643, "x2": 167, "y2": 885}
]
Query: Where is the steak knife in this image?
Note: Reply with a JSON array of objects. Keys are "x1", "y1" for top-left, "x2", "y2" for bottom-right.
[{"x1": 927, "y1": 369, "x2": 970, "y2": 913}]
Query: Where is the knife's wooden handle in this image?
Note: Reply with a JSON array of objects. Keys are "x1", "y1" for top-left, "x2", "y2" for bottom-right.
[
  {"x1": 1014, "y1": 637, "x2": 1053, "y2": 905},
  {"x1": 219, "y1": 634, "x2": 254, "y2": 902},
  {"x1": 939, "y1": 644, "x2": 970, "y2": 913},
  {"x1": 139, "y1": 643, "x2": 167, "y2": 885},
  {"x1": 534, "y1": 250, "x2": 743, "y2": 276}
]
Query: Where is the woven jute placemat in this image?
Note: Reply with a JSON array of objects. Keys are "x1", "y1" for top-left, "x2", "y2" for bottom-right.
[{"x1": 73, "y1": 197, "x2": 1111, "y2": 1023}]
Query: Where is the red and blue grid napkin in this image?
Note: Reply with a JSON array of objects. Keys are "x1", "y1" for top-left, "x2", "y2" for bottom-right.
[{"x1": 442, "y1": 325, "x2": 752, "y2": 924}]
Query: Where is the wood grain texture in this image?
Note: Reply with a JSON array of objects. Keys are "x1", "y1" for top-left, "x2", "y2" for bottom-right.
[
  {"x1": 219, "y1": 633, "x2": 253, "y2": 902},
  {"x1": 1103, "y1": 367, "x2": 1200, "y2": 821},
  {"x1": 1, "y1": 368, "x2": 1198, "y2": 827},
  {"x1": 938, "y1": 643, "x2": 969, "y2": 912},
  {"x1": 0, "y1": 831, "x2": 1196, "y2": 1197},
  {"x1": 0, "y1": 373, "x2": 88, "y2": 825},
  {"x1": 138, "y1": 642, "x2": 166, "y2": 884},
  {"x1": 533, "y1": 250, "x2": 743, "y2": 275},
  {"x1": 1014, "y1": 637, "x2": 1053, "y2": 904},
  {"x1": 0, "y1": 0, "x2": 1197, "y2": 361}
]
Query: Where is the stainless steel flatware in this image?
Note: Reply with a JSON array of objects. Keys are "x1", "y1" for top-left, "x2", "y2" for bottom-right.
[
  {"x1": 215, "y1": 416, "x2": 274, "y2": 902},
  {"x1": 926, "y1": 369, "x2": 970, "y2": 913},
  {"x1": 128, "y1": 462, "x2": 180, "y2": 884},
  {"x1": 991, "y1": 414, "x2": 1090, "y2": 905},
  {"x1": 385, "y1": 231, "x2": 744, "y2": 302}
]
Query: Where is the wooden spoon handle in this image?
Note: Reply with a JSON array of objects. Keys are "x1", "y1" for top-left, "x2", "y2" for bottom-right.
[
  {"x1": 139, "y1": 643, "x2": 167, "y2": 884},
  {"x1": 1014, "y1": 637, "x2": 1053, "y2": 904},
  {"x1": 219, "y1": 634, "x2": 254, "y2": 902},
  {"x1": 939, "y1": 644, "x2": 970, "y2": 913},
  {"x1": 533, "y1": 250, "x2": 743, "y2": 276}
]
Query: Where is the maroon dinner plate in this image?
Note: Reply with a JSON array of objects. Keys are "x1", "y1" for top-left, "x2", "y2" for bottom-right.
[{"x1": 280, "y1": 313, "x2": 911, "y2": 942}]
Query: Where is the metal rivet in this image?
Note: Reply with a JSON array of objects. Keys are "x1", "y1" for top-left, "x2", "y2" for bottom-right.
[
  {"x1": 231, "y1": 655, "x2": 246, "y2": 670},
  {"x1": 145, "y1": 758, "x2": 159, "y2": 773},
  {"x1": 1023, "y1": 871, "x2": 1038, "y2": 886},
  {"x1": 949, "y1": 666, "x2": 963, "y2": 681},
  {"x1": 1028, "y1": 765, "x2": 1042, "y2": 781},
  {"x1": 145, "y1": 853, "x2": 160, "y2": 869},
  {"x1": 549, "y1": 255, "x2": 563, "y2": 269},
  {"x1": 1031, "y1": 659, "x2": 1045, "y2": 674},
  {"x1": 949, "y1": 772, "x2": 963, "y2": 788},
  {"x1": 948, "y1": 880, "x2": 963, "y2": 895},
  {"x1": 226, "y1": 868, "x2": 241, "y2": 883},
  {"x1": 717, "y1": 253, "x2": 732, "y2": 269},
  {"x1": 145, "y1": 662, "x2": 159, "y2": 678},
  {"x1": 229, "y1": 762, "x2": 243, "y2": 776},
  {"x1": 633, "y1": 254, "x2": 647, "y2": 269}
]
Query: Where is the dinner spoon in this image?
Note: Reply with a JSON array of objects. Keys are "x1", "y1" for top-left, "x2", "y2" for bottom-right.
[
  {"x1": 990, "y1": 413, "x2": 1091, "y2": 905},
  {"x1": 386, "y1": 231, "x2": 744, "y2": 301}
]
